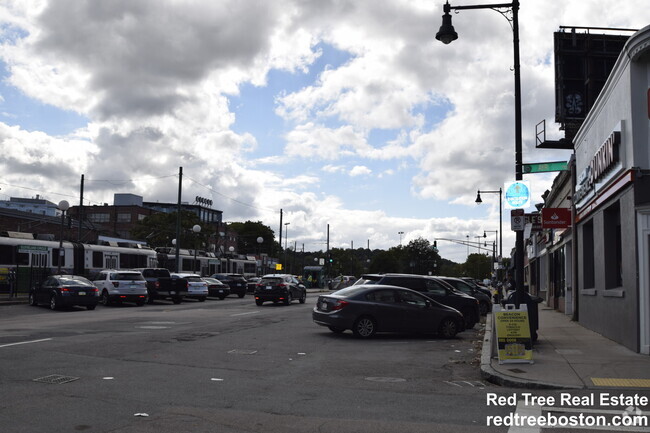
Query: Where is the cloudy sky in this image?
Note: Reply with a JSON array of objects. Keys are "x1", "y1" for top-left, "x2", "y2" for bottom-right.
[{"x1": 0, "y1": 0, "x2": 648, "y2": 263}]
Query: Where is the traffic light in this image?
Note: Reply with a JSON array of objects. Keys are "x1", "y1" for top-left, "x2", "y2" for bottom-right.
[{"x1": 328, "y1": 253, "x2": 333, "y2": 263}]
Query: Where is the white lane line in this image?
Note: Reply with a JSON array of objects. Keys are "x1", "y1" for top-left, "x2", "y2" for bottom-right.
[
  {"x1": 0, "y1": 338, "x2": 52, "y2": 348},
  {"x1": 230, "y1": 311, "x2": 260, "y2": 317},
  {"x1": 508, "y1": 399, "x2": 542, "y2": 433}
]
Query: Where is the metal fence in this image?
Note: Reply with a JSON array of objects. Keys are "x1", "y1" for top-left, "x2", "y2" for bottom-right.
[{"x1": 0, "y1": 266, "x2": 50, "y2": 298}]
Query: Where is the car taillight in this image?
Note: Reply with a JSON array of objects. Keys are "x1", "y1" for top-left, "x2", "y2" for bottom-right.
[
  {"x1": 155, "y1": 281, "x2": 160, "y2": 289},
  {"x1": 331, "y1": 300, "x2": 349, "y2": 311},
  {"x1": 60, "y1": 288, "x2": 70, "y2": 292}
]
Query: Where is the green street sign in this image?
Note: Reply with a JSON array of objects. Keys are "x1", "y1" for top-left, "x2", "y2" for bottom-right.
[{"x1": 523, "y1": 161, "x2": 568, "y2": 174}]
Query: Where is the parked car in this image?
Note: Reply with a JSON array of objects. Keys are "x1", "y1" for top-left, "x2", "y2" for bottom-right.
[
  {"x1": 202, "y1": 277, "x2": 230, "y2": 299},
  {"x1": 354, "y1": 274, "x2": 480, "y2": 329},
  {"x1": 313, "y1": 285, "x2": 465, "y2": 339},
  {"x1": 171, "y1": 273, "x2": 208, "y2": 301},
  {"x1": 254, "y1": 274, "x2": 307, "y2": 306},
  {"x1": 211, "y1": 273, "x2": 247, "y2": 298},
  {"x1": 29, "y1": 275, "x2": 99, "y2": 311},
  {"x1": 438, "y1": 277, "x2": 493, "y2": 315},
  {"x1": 328, "y1": 275, "x2": 356, "y2": 291},
  {"x1": 132, "y1": 267, "x2": 187, "y2": 304},
  {"x1": 460, "y1": 277, "x2": 493, "y2": 297},
  {"x1": 246, "y1": 277, "x2": 261, "y2": 293},
  {"x1": 93, "y1": 270, "x2": 148, "y2": 306}
]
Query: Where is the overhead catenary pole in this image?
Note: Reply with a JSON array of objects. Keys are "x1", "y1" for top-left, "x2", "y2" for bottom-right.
[
  {"x1": 78, "y1": 174, "x2": 84, "y2": 241},
  {"x1": 175, "y1": 167, "x2": 182, "y2": 273}
]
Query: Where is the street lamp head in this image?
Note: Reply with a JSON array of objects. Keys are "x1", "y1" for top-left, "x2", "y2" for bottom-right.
[
  {"x1": 256, "y1": 236, "x2": 263, "y2": 244},
  {"x1": 435, "y1": 2, "x2": 458, "y2": 45},
  {"x1": 192, "y1": 224, "x2": 201, "y2": 234},
  {"x1": 58, "y1": 200, "x2": 70, "y2": 211},
  {"x1": 475, "y1": 192, "x2": 483, "y2": 204}
]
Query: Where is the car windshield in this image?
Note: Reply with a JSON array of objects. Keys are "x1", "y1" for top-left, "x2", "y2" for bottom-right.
[
  {"x1": 261, "y1": 277, "x2": 284, "y2": 284},
  {"x1": 186, "y1": 277, "x2": 203, "y2": 282},
  {"x1": 58, "y1": 277, "x2": 94, "y2": 287},
  {"x1": 143, "y1": 269, "x2": 169, "y2": 278},
  {"x1": 114, "y1": 273, "x2": 145, "y2": 281},
  {"x1": 331, "y1": 286, "x2": 367, "y2": 297}
]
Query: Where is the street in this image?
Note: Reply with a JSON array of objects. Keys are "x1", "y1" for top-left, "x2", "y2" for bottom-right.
[{"x1": 0, "y1": 293, "x2": 503, "y2": 433}]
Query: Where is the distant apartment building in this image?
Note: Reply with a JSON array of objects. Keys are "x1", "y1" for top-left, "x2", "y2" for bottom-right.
[{"x1": 0, "y1": 196, "x2": 61, "y2": 216}]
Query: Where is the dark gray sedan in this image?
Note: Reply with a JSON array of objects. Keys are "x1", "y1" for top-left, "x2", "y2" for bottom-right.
[
  {"x1": 312, "y1": 285, "x2": 465, "y2": 339},
  {"x1": 29, "y1": 275, "x2": 100, "y2": 311}
]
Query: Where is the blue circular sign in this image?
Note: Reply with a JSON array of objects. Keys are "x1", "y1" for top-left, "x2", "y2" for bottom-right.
[{"x1": 505, "y1": 181, "x2": 530, "y2": 208}]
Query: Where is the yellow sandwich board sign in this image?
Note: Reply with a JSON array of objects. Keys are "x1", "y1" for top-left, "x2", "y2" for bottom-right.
[{"x1": 493, "y1": 304, "x2": 533, "y2": 364}]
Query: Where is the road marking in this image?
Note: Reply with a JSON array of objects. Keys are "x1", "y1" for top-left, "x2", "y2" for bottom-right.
[
  {"x1": 592, "y1": 378, "x2": 650, "y2": 387},
  {"x1": 0, "y1": 338, "x2": 52, "y2": 348},
  {"x1": 230, "y1": 311, "x2": 260, "y2": 317},
  {"x1": 508, "y1": 399, "x2": 542, "y2": 433}
]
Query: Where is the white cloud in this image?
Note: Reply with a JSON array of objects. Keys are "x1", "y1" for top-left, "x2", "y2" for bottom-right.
[{"x1": 0, "y1": 0, "x2": 649, "y2": 263}]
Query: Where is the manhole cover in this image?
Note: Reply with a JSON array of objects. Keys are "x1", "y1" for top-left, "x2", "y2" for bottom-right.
[
  {"x1": 365, "y1": 377, "x2": 406, "y2": 383},
  {"x1": 33, "y1": 374, "x2": 79, "y2": 385},
  {"x1": 228, "y1": 349, "x2": 258, "y2": 355}
]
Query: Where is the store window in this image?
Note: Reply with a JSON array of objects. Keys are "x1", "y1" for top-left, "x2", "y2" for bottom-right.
[
  {"x1": 582, "y1": 220, "x2": 595, "y2": 289},
  {"x1": 604, "y1": 202, "x2": 622, "y2": 289}
]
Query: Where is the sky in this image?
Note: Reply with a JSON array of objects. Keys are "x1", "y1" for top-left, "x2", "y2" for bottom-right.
[{"x1": 0, "y1": 0, "x2": 648, "y2": 264}]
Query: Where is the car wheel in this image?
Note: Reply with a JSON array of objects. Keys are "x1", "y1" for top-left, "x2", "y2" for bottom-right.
[
  {"x1": 328, "y1": 326, "x2": 345, "y2": 334},
  {"x1": 462, "y1": 309, "x2": 476, "y2": 329},
  {"x1": 255, "y1": 300, "x2": 263, "y2": 306},
  {"x1": 284, "y1": 292, "x2": 292, "y2": 305},
  {"x1": 147, "y1": 296, "x2": 155, "y2": 304},
  {"x1": 86, "y1": 305, "x2": 96, "y2": 311},
  {"x1": 136, "y1": 300, "x2": 145, "y2": 307},
  {"x1": 218, "y1": 295, "x2": 226, "y2": 300},
  {"x1": 238, "y1": 293, "x2": 245, "y2": 298},
  {"x1": 299, "y1": 291, "x2": 306, "y2": 304},
  {"x1": 438, "y1": 318, "x2": 458, "y2": 339},
  {"x1": 352, "y1": 316, "x2": 376, "y2": 338},
  {"x1": 479, "y1": 301, "x2": 489, "y2": 316},
  {"x1": 198, "y1": 297, "x2": 206, "y2": 302},
  {"x1": 49, "y1": 294, "x2": 58, "y2": 311},
  {"x1": 29, "y1": 292, "x2": 38, "y2": 306},
  {"x1": 101, "y1": 290, "x2": 111, "y2": 306}
]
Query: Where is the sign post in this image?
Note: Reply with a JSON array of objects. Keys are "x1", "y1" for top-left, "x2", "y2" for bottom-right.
[{"x1": 493, "y1": 304, "x2": 534, "y2": 364}]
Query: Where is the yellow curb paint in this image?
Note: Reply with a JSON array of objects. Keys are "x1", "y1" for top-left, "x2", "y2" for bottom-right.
[{"x1": 591, "y1": 378, "x2": 650, "y2": 387}]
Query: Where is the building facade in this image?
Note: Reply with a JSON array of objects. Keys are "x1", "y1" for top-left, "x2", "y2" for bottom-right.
[{"x1": 572, "y1": 25, "x2": 650, "y2": 354}]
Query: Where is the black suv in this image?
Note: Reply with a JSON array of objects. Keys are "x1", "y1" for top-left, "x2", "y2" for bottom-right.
[
  {"x1": 437, "y1": 276, "x2": 492, "y2": 316},
  {"x1": 211, "y1": 273, "x2": 247, "y2": 298},
  {"x1": 254, "y1": 274, "x2": 307, "y2": 306},
  {"x1": 355, "y1": 274, "x2": 480, "y2": 328}
]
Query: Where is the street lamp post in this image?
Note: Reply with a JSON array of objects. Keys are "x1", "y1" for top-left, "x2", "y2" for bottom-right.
[
  {"x1": 256, "y1": 236, "x2": 264, "y2": 275},
  {"x1": 437, "y1": 1, "x2": 523, "y2": 297},
  {"x1": 284, "y1": 223, "x2": 290, "y2": 272},
  {"x1": 192, "y1": 224, "x2": 201, "y2": 274},
  {"x1": 476, "y1": 189, "x2": 503, "y2": 265},
  {"x1": 398, "y1": 231, "x2": 404, "y2": 246},
  {"x1": 56, "y1": 200, "x2": 70, "y2": 274}
]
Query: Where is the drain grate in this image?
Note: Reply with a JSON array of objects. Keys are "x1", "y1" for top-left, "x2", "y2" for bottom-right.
[{"x1": 33, "y1": 374, "x2": 80, "y2": 385}]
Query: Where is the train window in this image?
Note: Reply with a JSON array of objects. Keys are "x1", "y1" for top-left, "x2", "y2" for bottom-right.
[
  {"x1": 51, "y1": 248, "x2": 65, "y2": 267},
  {"x1": 32, "y1": 253, "x2": 47, "y2": 267},
  {"x1": 93, "y1": 251, "x2": 103, "y2": 268},
  {"x1": 0, "y1": 245, "x2": 14, "y2": 264},
  {"x1": 105, "y1": 254, "x2": 118, "y2": 269}
]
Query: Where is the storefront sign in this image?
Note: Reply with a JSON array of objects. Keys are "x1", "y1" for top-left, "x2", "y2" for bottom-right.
[
  {"x1": 493, "y1": 304, "x2": 534, "y2": 364},
  {"x1": 525, "y1": 213, "x2": 542, "y2": 231},
  {"x1": 575, "y1": 127, "x2": 620, "y2": 203},
  {"x1": 542, "y1": 208, "x2": 572, "y2": 229}
]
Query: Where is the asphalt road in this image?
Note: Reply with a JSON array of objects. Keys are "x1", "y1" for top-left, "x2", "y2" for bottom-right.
[{"x1": 0, "y1": 293, "x2": 512, "y2": 433}]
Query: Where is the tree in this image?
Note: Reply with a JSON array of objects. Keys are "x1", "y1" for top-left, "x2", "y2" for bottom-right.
[
  {"x1": 130, "y1": 210, "x2": 204, "y2": 248},
  {"x1": 228, "y1": 221, "x2": 280, "y2": 257}
]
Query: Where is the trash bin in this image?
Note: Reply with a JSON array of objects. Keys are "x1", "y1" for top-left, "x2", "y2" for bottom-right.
[{"x1": 503, "y1": 291, "x2": 543, "y2": 342}]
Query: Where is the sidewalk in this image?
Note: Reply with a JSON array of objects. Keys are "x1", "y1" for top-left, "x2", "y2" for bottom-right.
[{"x1": 481, "y1": 306, "x2": 650, "y2": 390}]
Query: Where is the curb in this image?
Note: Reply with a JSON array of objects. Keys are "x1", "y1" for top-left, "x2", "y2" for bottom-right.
[
  {"x1": 0, "y1": 297, "x2": 28, "y2": 306},
  {"x1": 480, "y1": 312, "x2": 583, "y2": 390}
]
